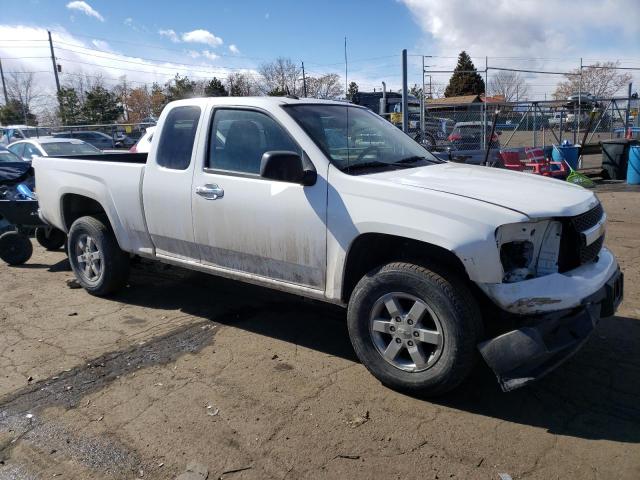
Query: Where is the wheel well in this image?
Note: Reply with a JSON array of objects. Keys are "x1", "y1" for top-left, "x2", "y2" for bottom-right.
[
  {"x1": 341, "y1": 233, "x2": 469, "y2": 303},
  {"x1": 61, "y1": 194, "x2": 107, "y2": 231}
]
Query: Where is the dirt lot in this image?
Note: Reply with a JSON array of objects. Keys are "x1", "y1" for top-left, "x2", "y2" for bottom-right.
[{"x1": 1, "y1": 184, "x2": 639, "y2": 480}]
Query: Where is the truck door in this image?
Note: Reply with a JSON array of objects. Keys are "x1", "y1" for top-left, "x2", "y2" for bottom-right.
[
  {"x1": 142, "y1": 105, "x2": 203, "y2": 260},
  {"x1": 191, "y1": 107, "x2": 327, "y2": 290}
]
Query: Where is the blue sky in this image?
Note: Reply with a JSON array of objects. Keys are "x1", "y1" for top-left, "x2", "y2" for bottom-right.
[{"x1": 0, "y1": 0, "x2": 638, "y2": 103}]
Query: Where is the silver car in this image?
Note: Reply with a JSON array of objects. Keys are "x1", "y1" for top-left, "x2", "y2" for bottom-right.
[{"x1": 7, "y1": 137, "x2": 103, "y2": 161}]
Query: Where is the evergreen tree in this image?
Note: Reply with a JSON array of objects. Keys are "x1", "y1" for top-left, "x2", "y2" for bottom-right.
[
  {"x1": 347, "y1": 81, "x2": 359, "y2": 101},
  {"x1": 81, "y1": 86, "x2": 123, "y2": 123},
  {"x1": 57, "y1": 87, "x2": 84, "y2": 124},
  {"x1": 0, "y1": 99, "x2": 36, "y2": 125},
  {"x1": 204, "y1": 77, "x2": 228, "y2": 97},
  {"x1": 267, "y1": 87, "x2": 287, "y2": 97},
  {"x1": 444, "y1": 51, "x2": 485, "y2": 97},
  {"x1": 165, "y1": 74, "x2": 196, "y2": 102}
]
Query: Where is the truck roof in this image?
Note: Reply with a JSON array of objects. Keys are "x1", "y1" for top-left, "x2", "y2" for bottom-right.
[{"x1": 166, "y1": 96, "x2": 352, "y2": 109}]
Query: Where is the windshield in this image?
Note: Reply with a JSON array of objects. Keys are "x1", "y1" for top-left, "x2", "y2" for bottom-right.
[
  {"x1": 0, "y1": 150, "x2": 20, "y2": 162},
  {"x1": 285, "y1": 104, "x2": 441, "y2": 174},
  {"x1": 42, "y1": 142, "x2": 103, "y2": 156},
  {"x1": 22, "y1": 128, "x2": 52, "y2": 138}
]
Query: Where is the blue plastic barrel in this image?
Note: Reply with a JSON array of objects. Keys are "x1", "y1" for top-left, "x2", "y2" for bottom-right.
[
  {"x1": 552, "y1": 144, "x2": 580, "y2": 170},
  {"x1": 628, "y1": 146, "x2": 640, "y2": 185}
]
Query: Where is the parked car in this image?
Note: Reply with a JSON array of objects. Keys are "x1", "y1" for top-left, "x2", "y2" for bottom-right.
[
  {"x1": 0, "y1": 145, "x2": 23, "y2": 163},
  {"x1": 34, "y1": 97, "x2": 623, "y2": 395},
  {"x1": 52, "y1": 130, "x2": 115, "y2": 149},
  {"x1": 1, "y1": 125, "x2": 52, "y2": 145},
  {"x1": 8, "y1": 138, "x2": 103, "y2": 161},
  {"x1": 113, "y1": 132, "x2": 137, "y2": 148},
  {"x1": 447, "y1": 121, "x2": 500, "y2": 150},
  {"x1": 129, "y1": 127, "x2": 155, "y2": 153}
]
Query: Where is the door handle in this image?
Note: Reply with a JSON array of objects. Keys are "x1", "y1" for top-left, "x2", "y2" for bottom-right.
[{"x1": 195, "y1": 184, "x2": 224, "y2": 200}]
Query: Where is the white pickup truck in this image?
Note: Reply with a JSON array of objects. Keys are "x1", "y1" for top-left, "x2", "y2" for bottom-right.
[{"x1": 34, "y1": 97, "x2": 623, "y2": 394}]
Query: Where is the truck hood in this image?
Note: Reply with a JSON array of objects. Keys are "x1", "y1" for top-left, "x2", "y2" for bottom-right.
[{"x1": 371, "y1": 162, "x2": 597, "y2": 218}]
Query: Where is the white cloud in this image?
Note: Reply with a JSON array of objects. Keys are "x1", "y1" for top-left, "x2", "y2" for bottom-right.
[
  {"x1": 201, "y1": 50, "x2": 219, "y2": 61},
  {"x1": 265, "y1": 13, "x2": 270, "y2": 20},
  {"x1": 181, "y1": 29, "x2": 223, "y2": 47},
  {"x1": 91, "y1": 39, "x2": 114, "y2": 52},
  {"x1": 124, "y1": 17, "x2": 133, "y2": 27},
  {"x1": 186, "y1": 50, "x2": 200, "y2": 59},
  {"x1": 158, "y1": 29, "x2": 179, "y2": 43},
  {"x1": 229, "y1": 44, "x2": 240, "y2": 55},
  {"x1": 0, "y1": 24, "x2": 258, "y2": 116},
  {"x1": 400, "y1": 0, "x2": 640, "y2": 98},
  {"x1": 66, "y1": 1, "x2": 104, "y2": 22}
]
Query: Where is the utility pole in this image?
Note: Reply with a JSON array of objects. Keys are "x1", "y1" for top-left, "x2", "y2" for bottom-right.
[
  {"x1": 301, "y1": 61, "x2": 307, "y2": 97},
  {"x1": 624, "y1": 82, "x2": 632, "y2": 133},
  {"x1": 0, "y1": 58, "x2": 8, "y2": 105},
  {"x1": 344, "y1": 37, "x2": 348, "y2": 99},
  {"x1": 48, "y1": 30, "x2": 61, "y2": 95},
  {"x1": 421, "y1": 56, "x2": 425, "y2": 136},
  {"x1": 576, "y1": 57, "x2": 582, "y2": 144},
  {"x1": 401, "y1": 49, "x2": 408, "y2": 133}
]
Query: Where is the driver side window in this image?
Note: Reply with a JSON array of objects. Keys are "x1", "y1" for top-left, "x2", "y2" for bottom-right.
[{"x1": 208, "y1": 109, "x2": 300, "y2": 175}]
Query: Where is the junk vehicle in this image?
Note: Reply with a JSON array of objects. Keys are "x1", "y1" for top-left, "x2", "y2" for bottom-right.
[
  {"x1": 33, "y1": 97, "x2": 623, "y2": 394},
  {"x1": 353, "y1": 87, "x2": 445, "y2": 149},
  {"x1": 0, "y1": 149, "x2": 66, "y2": 265},
  {"x1": 1, "y1": 125, "x2": 52, "y2": 146},
  {"x1": 8, "y1": 138, "x2": 103, "y2": 161}
]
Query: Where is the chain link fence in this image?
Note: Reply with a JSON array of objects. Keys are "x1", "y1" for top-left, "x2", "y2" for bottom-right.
[{"x1": 401, "y1": 96, "x2": 637, "y2": 167}]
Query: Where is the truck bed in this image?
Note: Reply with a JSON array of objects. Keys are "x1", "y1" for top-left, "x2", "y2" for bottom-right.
[
  {"x1": 47, "y1": 153, "x2": 148, "y2": 164},
  {"x1": 33, "y1": 155, "x2": 153, "y2": 255}
]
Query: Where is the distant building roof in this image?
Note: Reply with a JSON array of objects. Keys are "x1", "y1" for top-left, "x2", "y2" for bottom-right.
[
  {"x1": 426, "y1": 94, "x2": 482, "y2": 106},
  {"x1": 480, "y1": 94, "x2": 506, "y2": 103}
]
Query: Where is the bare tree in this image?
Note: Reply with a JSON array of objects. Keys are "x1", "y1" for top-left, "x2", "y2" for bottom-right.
[
  {"x1": 258, "y1": 57, "x2": 301, "y2": 95},
  {"x1": 226, "y1": 72, "x2": 258, "y2": 96},
  {"x1": 305, "y1": 74, "x2": 342, "y2": 99},
  {"x1": 488, "y1": 71, "x2": 529, "y2": 102},
  {"x1": 554, "y1": 61, "x2": 632, "y2": 100},
  {"x1": 5, "y1": 71, "x2": 42, "y2": 123}
]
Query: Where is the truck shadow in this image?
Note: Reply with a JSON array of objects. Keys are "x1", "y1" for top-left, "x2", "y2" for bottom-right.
[{"x1": 111, "y1": 261, "x2": 640, "y2": 444}]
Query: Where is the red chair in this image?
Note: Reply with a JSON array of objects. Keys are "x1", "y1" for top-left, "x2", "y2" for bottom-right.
[
  {"x1": 524, "y1": 147, "x2": 568, "y2": 178},
  {"x1": 499, "y1": 150, "x2": 540, "y2": 174}
]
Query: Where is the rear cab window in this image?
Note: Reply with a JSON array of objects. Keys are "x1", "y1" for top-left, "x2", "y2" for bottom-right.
[{"x1": 156, "y1": 106, "x2": 201, "y2": 170}]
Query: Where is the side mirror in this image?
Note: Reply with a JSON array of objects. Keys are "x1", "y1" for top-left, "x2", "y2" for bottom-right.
[{"x1": 260, "y1": 151, "x2": 316, "y2": 186}]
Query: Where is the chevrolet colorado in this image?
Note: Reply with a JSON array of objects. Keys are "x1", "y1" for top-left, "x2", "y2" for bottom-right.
[{"x1": 33, "y1": 97, "x2": 623, "y2": 394}]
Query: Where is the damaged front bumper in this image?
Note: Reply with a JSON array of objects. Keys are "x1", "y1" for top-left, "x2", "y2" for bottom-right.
[{"x1": 478, "y1": 266, "x2": 624, "y2": 392}]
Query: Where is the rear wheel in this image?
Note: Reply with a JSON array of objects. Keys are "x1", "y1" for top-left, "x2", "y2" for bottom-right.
[
  {"x1": 0, "y1": 231, "x2": 33, "y2": 265},
  {"x1": 347, "y1": 262, "x2": 482, "y2": 396},
  {"x1": 68, "y1": 216, "x2": 129, "y2": 296},
  {"x1": 35, "y1": 227, "x2": 67, "y2": 251}
]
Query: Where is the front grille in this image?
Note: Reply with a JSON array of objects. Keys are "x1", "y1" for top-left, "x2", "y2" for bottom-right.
[
  {"x1": 558, "y1": 203, "x2": 605, "y2": 272},
  {"x1": 572, "y1": 203, "x2": 604, "y2": 232},
  {"x1": 579, "y1": 235, "x2": 604, "y2": 264}
]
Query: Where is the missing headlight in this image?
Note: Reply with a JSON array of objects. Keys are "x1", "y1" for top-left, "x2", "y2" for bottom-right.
[{"x1": 500, "y1": 241, "x2": 534, "y2": 283}]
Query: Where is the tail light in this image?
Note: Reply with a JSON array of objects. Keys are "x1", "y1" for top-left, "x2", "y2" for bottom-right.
[
  {"x1": 129, "y1": 144, "x2": 137, "y2": 153},
  {"x1": 448, "y1": 133, "x2": 461, "y2": 141}
]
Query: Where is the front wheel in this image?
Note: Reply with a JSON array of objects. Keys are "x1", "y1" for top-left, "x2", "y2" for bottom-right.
[
  {"x1": 68, "y1": 216, "x2": 130, "y2": 296},
  {"x1": 347, "y1": 262, "x2": 482, "y2": 396}
]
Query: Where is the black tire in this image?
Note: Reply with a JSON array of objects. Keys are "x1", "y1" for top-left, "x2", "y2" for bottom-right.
[
  {"x1": 35, "y1": 227, "x2": 67, "y2": 251},
  {"x1": 0, "y1": 231, "x2": 33, "y2": 265},
  {"x1": 347, "y1": 262, "x2": 483, "y2": 396},
  {"x1": 68, "y1": 216, "x2": 130, "y2": 296}
]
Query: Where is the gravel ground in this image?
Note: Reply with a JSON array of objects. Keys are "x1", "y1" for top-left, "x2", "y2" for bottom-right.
[{"x1": 0, "y1": 185, "x2": 639, "y2": 480}]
